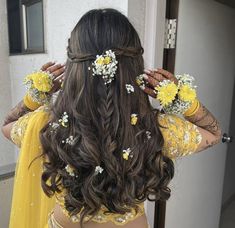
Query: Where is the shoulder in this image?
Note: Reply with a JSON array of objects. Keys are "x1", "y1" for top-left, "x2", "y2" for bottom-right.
[
  {"x1": 10, "y1": 105, "x2": 51, "y2": 147},
  {"x1": 157, "y1": 113, "x2": 202, "y2": 160}
]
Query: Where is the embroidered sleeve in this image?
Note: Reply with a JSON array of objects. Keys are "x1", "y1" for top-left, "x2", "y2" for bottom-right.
[
  {"x1": 10, "y1": 112, "x2": 34, "y2": 147},
  {"x1": 10, "y1": 105, "x2": 49, "y2": 148},
  {"x1": 158, "y1": 114, "x2": 202, "y2": 160}
]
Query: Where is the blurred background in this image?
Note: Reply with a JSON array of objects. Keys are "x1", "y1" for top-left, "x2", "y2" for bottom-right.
[{"x1": 0, "y1": 0, "x2": 235, "y2": 228}]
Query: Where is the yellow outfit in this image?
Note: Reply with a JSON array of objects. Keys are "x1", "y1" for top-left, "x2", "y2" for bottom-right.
[{"x1": 10, "y1": 105, "x2": 202, "y2": 227}]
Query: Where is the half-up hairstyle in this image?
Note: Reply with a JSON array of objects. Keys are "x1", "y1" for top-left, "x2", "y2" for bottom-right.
[{"x1": 40, "y1": 8, "x2": 174, "y2": 227}]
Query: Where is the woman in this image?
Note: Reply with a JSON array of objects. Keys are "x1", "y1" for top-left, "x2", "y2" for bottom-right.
[{"x1": 2, "y1": 8, "x2": 221, "y2": 228}]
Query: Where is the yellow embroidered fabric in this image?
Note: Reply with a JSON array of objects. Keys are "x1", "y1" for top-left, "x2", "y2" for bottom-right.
[
  {"x1": 158, "y1": 113, "x2": 202, "y2": 160},
  {"x1": 10, "y1": 110, "x2": 202, "y2": 227},
  {"x1": 9, "y1": 105, "x2": 55, "y2": 228},
  {"x1": 55, "y1": 192, "x2": 145, "y2": 225}
]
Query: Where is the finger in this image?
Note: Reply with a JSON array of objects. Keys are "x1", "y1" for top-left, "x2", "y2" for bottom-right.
[
  {"x1": 46, "y1": 64, "x2": 63, "y2": 74},
  {"x1": 139, "y1": 85, "x2": 157, "y2": 98},
  {"x1": 52, "y1": 66, "x2": 65, "y2": 78},
  {"x1": 155, "y1": 68, "x2": 174, "y2": 79},
  {"x1": 142, "y1": 74, "x2": 160, "y2": 88},
  {"x1": 41, "y1": 62, "x2": 55, "y2": 71},
  {"x1": 53, "y1": 74, "x2": 64, "y2": 83},
  {"x1": 151, "y1": 72, "x2": 166, "y2": 81}
]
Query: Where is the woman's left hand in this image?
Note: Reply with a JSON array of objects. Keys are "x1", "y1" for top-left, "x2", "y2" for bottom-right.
[
  {"x1": 140, "y1": 68, "x2": 178, "y2": 98},
  {"x1": 41, "y1": 61, "x2": 66, "y2": 94}
]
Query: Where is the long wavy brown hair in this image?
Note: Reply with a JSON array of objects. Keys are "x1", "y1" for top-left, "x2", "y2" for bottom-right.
[{"x1": 40, "y1": 8, "x2": 174, "y2": 227}]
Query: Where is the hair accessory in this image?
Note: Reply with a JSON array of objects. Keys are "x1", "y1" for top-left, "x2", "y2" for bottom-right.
[
  {"x1": 146, "y1": 131, "x2": 151, "y2": 140},
  {"x1": 130, "y1": 114, "x2": 138, "y2": 125},
  {"x1": 59, "y1": 112, "x2": 69, "y2": 127},
  {"x1": 125, "y1": 84, "x2": 134, "y2": 93},
  {"x1": 65, "y1": 164, "x2": 75, "y2": 177},
  {"x1": 49, "y1": 122, "x2": 60, "y2": 133},
  {"x1": 155, "y1": 74, "x2": 197, "y2": 115},
  {"x1": 136, "y1": 74, "x2": 146, "y2": 90},
  {"x1": 91, "y1": 50, "x2": 118, "y2": 85},
  {"x1": 62, "y1": 135, "x2": 75, "y2": 145},
  {"x1": 23, "y1": 70, "x2": 54, "y2": 104},
  {"x1": 95, "y1": 166, "x2": 104, "y2": 174},
  {"x1": 122, "y1": 148, "x2": 133, "y2": 160}
]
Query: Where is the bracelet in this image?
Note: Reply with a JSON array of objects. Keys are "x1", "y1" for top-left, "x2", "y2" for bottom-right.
[
  {"x1": 23, "y1": 93, "x2": 41, "y2": 111},
  {"x1": 183, "y1": 98, "x2": 200, "y2": 117},
  {"x1": 23, "y1": 70, "x2": 54, "y2": 105},
  {"x1": 155, "y1": 74, "x2": 197, "y2": 115}
]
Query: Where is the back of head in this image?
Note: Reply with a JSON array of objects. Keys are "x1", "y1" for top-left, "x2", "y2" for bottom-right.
[{"x1": 40, "y1": 8, "x2": 174, "y2": 226}]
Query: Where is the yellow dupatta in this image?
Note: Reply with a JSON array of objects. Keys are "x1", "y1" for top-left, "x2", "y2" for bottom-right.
[{"x1": 9, "y1": 106, "x2": 55, "y2": 228}]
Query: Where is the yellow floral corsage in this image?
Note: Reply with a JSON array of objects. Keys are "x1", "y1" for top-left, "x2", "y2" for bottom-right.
[
  {"x1": 155, "y1": 74, "x2": 197, "y2": 115},
  {"x1": 23, "y1": 70, "x2": 54, "y2": 104}
]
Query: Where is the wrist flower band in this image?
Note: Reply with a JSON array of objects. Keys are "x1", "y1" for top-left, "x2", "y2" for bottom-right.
[
  {"x1": 155, "y1": 74, "x2": 197, "y2": 115},
  {"x1": 23, "y1": 70, "x2": 54, "y2": 105}
]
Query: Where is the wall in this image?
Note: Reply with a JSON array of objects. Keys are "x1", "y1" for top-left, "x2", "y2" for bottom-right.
[
  {"x1": 0, "y1": 0, "x2": 15, "y2": 168},
  {"x1": 222, "y1": 80, "x2": 235, "y2": 204},
  {"x1": 164, "y1": 1, "x2": 235, "y2": 228}
]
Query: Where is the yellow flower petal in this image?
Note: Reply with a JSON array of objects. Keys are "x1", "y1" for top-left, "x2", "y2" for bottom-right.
[
  {"x1": 156, "y1": 82, "x2": 178, "y2": 106},
  {"x1": 131, "y1": 114, "x2": 138, "y2": 125},
  {"x1": 104, "y1": 56, "x2": 111, "y2": 64},
  {"x1": 30, "y1": 72, "x2": 53, "y2": 92},
  {"x1": 123, "y1": 153, "x2": 129, "y2": 160},
  {"x1": 178, "y1": 85, "x2": 196, "y2": 102}
]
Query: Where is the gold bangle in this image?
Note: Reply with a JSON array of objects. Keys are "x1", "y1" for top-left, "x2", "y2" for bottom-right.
[
  {"x1": 23, "y1": 93, "x2": 41, "y2": 111},
  {"x1": 183, "y1": 99, "x2": 200, "y2": 117}
]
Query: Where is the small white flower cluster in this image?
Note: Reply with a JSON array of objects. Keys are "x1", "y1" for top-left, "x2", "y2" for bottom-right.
[
  {"x1": 125, "y1": 84, "x2": 134, "y2": 93},
  {"x1": 49, "y1": 122, "x2": 60, "y2": 133},
  {"x1": 146, "y1": 131, "x2": 151, "y2": 139},
  {"x1": 136, "y1": 74, "x2": 146, "y2": 90},
  {"x1": 122, "y1": 148, "x2": 133, "y2": 160},
  {"x1": 175, "y1": 74, "x2": 196, "y2": 87},
  {"x1": 163, "y1": 99, "x2": 192, "y2": 115},
  {"x1": 65, "y1": 164, "x2": 75, "y2": 177},
  {"x1": 95, "y1": 165, "x2": 104, "y2": 174},
  {"x1": 62, "y1": 135, "x2": 75, "y2": 145},
  {"x1": 59, "y1": 112, "x2": 69, "y2": 127},
  {"x1": 91, "y1": 50, "x2": 118, "y2": 85}
]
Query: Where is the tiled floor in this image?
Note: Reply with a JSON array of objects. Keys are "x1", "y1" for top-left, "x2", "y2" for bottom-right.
[{"x1": 220, "y1": 200, "x2": 235, "y2": 228}]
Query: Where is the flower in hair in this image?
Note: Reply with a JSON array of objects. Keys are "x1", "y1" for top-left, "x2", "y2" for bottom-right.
[
  {"x1": 49, "y1": 122, "x2": 60, "y2": 129},
  {"x1": 59, "y1": 112, "x2": 69, "y2": 127},
  {"x1": 136, "y1": 74, "x2": 146, "y2": 90},
  {"x1": 146, "y1": 131, "x2": 151, "y2": 140},
  {"x1": 125, "y1": 84, "x2": 134, "y2": 93},
  {"x1": 155, "y1": 80, "x2": 178, "y2": 106},
  {"x1": 131, "y1": 114, "x2": 138, "y2": 125},
  {"x1": 65, "y1": 164, "x2": 75, "y2": 177},
  {"x1": 91, "y1": 50, "x2": 118, "y2": 85},
  {"x1": 62, "y1": 135, "x2": 75, "y2": 145},
  {"x1": 178, "y1": 84, "x2": 196, "y2": 102},
  {"x1": 95, "y1": 166, "x2": 104, "y2": 174},
  {"x1": 122, "y1": 148, "x2": 133, "y2": 160}
]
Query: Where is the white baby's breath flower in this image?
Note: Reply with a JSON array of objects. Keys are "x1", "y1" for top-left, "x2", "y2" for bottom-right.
[
  {"x1": 91, "y1": 50, "x2": 118, "y2": 85},
  {"x1": 125, "y1": 84, "x2": 135, "y2": 93},
  {"x1": 95, "y1": 165, "x2": 104, "y2": 174}
]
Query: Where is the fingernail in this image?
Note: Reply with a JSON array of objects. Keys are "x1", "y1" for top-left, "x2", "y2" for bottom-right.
[
  {"x1": 144, "y1": 69, "x2": 151, "y2": 74},
  {"x1": 143, "y1": 74, "x2": 148, "y2": 80},
  {"x1": 140, "y1": 85, "x2": 145, "y2": 90}
]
